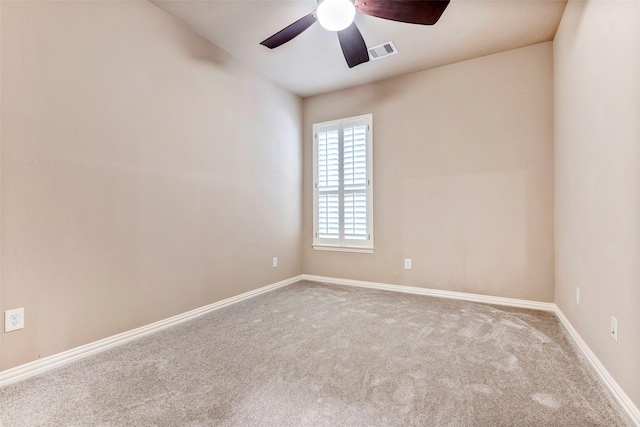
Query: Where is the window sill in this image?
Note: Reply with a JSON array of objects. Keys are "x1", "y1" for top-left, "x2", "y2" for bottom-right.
[{"x1": 312, "y1": 245, "x2": 374, "y2": 254}]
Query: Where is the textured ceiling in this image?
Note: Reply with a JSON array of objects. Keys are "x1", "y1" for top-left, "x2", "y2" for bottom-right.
[{"x1": 151, "y1": 0, "x2": 567, "y2": 97}]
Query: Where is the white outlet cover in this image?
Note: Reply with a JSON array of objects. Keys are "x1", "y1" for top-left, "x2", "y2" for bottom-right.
[
  {"x1": 575, "y1": 287, "x2": 580, "y2": 305},
  {"x1": 272, "y1": 257, "x2": 278, "y2": 268},
  {"x1": 404, "y1": 259, "x2": 412, "y2": 269},
  {"x1": 611, "y1": 316, "x2": 618, "y2": 342},
  {"x1": 5, "y1": 308, "x2": 25, "y2": 332}
]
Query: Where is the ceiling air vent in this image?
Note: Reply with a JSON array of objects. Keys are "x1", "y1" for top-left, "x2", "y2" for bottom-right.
[{"x1": 367, "y1": 41, "x2": 398, "y2": 60}]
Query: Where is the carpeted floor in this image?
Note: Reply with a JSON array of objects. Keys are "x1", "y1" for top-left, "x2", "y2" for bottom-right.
[{"x1": 0, "y1": 280, "x2": 634, "y2": 426}]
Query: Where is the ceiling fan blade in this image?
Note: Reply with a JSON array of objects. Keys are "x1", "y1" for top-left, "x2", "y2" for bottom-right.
[
  {"x1": 260, "y1": 11, "x2": 317, "y2": 49},
  {"x1": 354, "y1": 0, "x2": 449, "y2": 25},
  {"x1": 337, "y1": 23, "x2": 370, "y2": 68}
]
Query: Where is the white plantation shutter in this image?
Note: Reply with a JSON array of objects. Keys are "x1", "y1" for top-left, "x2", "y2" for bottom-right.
[
  {"x1": 344, "y1": 192, "x2": 367, "y2": 240},
  {"x1": 317, "y1": 127, "x2": 340, "y2": 239},
  {"x1": 313, "y1": 114, "x2": 373, "y2": 251},
  {"x1": 343, "y1": 122, "x2": 368, "y2": 240},
  {"x1": 318, "y1": 129, "x2": 339, "y2": 191},
  {"x1": 343, "y1": 125, "x2": 367, "y2": 189},
  {"x1": 318, "y1": 194, "x2": 339, "y2": 238}
]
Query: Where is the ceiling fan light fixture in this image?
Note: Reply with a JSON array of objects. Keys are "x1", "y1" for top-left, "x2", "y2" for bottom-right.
[{"x1": 317, "y1": 0, "x2": 356, "y2": 32}]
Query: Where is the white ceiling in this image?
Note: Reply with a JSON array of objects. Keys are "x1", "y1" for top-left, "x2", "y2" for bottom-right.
[{"x1": 151, "y1": 0, "x2": 567, "y2": 98}]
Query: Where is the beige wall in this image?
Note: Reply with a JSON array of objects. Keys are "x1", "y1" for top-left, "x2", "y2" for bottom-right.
[
  {"x1": 554, "y1": 0, "x2": 640, "y2": 409},
  {"x1": 0, "y1": 1, "x2": 302, "y2": 370},
  {"x1": 302, "y1": 43, "x2": 555, "y2": 302}
]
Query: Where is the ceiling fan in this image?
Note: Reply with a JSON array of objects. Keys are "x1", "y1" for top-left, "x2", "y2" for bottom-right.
[{"x1": 260, "y1": 0, "x2": 450, "y2": 68}]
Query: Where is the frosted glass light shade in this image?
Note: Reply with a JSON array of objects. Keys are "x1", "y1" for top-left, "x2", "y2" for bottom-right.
[{"x1": 317, "y1": 0, "x2": 356, "y2": 32}]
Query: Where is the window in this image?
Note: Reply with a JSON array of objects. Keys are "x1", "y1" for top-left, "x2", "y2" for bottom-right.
[{"x1": 313, "y1": 114, "x2": 373, "y2": 253}]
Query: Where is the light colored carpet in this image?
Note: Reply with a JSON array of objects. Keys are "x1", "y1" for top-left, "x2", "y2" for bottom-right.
[{"x1": 0, "y1": 280, "x2": 634, "y2": 426}]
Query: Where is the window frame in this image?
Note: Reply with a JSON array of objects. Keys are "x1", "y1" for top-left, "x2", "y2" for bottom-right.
[{"x1": 312, "y1": 113, "x2": 374, "y2": 253}]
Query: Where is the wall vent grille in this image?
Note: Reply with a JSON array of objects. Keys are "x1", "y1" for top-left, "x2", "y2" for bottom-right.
[{"x1": 368, "y1": 41, "x2": 398, "y2": 60}]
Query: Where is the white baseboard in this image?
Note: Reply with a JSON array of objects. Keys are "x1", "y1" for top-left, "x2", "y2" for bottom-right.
[
  {"x1": 300, "y1": 274, "x2": 640, "y2": 426},
  {"x1": 0, "y1": 275, "x2": 303, "y2": 388},
  {"x1": 300, "y1": 274, "x2": 556, "y2": 312},
  {"x1": 2, "y1": 273, "x2": 638, "y2": 426},
  {"x1": 555, "y1": 308, "x2": 640, "y2": 426}
]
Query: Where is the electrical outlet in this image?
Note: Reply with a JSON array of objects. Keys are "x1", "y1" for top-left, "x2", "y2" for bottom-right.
[
  {"x1": 575, "y1": 287, "x2": 580, "y2": 305},
  {"x1": 611, "y1": 316, "x2": 618, "y2": 342},
  {"x1": 404, "y1": 259, "x2": 412, "y2": 270},
  {"x1": 272, "y1": 257, "x2": 278, "y2": 268},
  {"x1": 5, "y1": 308, "x2": 24, "y2": 332}
]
